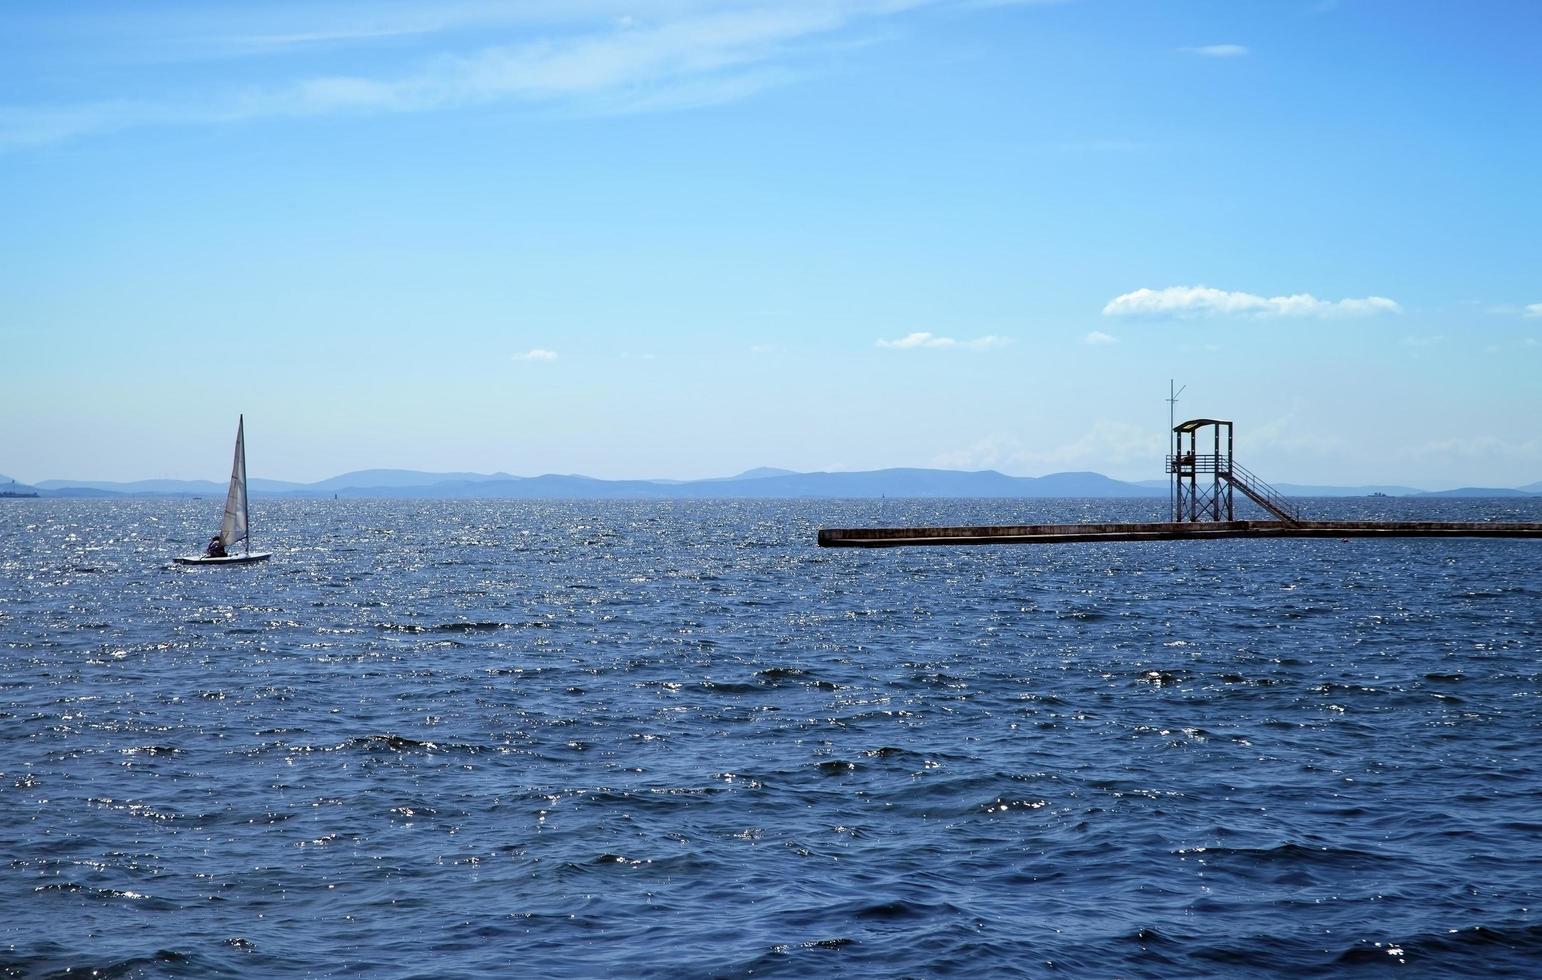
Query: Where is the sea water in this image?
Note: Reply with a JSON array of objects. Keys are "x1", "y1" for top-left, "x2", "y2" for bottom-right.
[{"x1": 2, "y1": 497, "x2": 1539, "y2": 977}]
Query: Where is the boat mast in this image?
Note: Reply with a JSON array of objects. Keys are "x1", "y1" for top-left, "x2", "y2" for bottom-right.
[{"x1": 240, "y1": 414, "x2": 250, "y2": 556}]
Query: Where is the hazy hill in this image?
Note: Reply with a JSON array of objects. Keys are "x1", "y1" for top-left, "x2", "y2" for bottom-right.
[
  {"x1": 703, "y1": 467, "x2": 800, "y2": 482},
  {"x1": 31, "y1": 471, "x2": 514, "y2": 495},
  {"x1": 0, "y1": 474, "x2": 42, "y2": 495},
  {"x1": 1134, "y1": 478, "x2": 1428, "y2": 496},
  {"x1": 14, "y1": 465, "x2": 1540, "y2": 500},
  {"x1": 324, "y1": 468, "x2": 1165, "y2": 499},
  {"x1": 305, "y1": 469, "x2": 519, "y2": 491},
  {"x1": 35, "y1": 477, "x2": 310, "y2": 494},
  {"x1": 1416, "y1": 487, "x2": 1539, "y2": 498}
]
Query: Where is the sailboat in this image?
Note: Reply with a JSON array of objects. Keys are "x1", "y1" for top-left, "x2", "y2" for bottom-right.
[{"x1": 174, "y1": 415, "x2": 272, "y2": 565}]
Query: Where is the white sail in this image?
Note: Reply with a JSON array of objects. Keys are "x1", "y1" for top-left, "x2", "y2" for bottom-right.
[{"x1": 219, "y1": 416, "x2": 249, "y2": 551}]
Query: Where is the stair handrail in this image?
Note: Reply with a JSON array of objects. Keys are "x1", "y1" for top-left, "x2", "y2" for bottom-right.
[{"x1": 1225, "y1": 460, "x2": 1302, "y2": 523}]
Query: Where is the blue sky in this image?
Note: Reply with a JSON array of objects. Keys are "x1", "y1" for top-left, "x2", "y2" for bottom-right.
[{"x1": 3, "y1": 0, "x2": 1539, "y2": 488}]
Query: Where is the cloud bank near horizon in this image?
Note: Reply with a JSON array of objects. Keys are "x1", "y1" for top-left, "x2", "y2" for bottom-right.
[
  {"x1": 877, "y1": 332, "x2": 1011, "y2": 351},
  {"x1": 1103, "y1": 285, "x2": 1401, "y2": 319},
  {"x1": 512, "y1": 348, "x2": 559, "y2": 362}
]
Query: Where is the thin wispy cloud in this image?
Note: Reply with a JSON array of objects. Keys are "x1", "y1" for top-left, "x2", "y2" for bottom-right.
[
  {"x1": 877, "y1": 332, "x2": 1010, "y2": 351},
  {"x1": 513, "y1": 348, "x2": 559, "y2": 362},
  {"x1": 0, "y1": 1, "x2": 1029, "y2": 149},
  {"x1": 1083, "y1": 330, "x2": 1118, "y2": 345},
  {"x1": 279, "y1": 7, "x2": 852, "y2": 115},
  {"x1": 1403, "y1": 434, "x2": 1542, "y2": 466},
  {"x1": 1183, "y1": 44, "x2": 1249, "y2": 58},
  {"x1": 1525, "y1": 303, "x2": 1542, "y2": 318},
  {"x1": 1103, "y1": 285, "x2": 1401, "y2": 319},
  {"x1": 931, "y1": 421, "x2": 1162, "y2": 473}
]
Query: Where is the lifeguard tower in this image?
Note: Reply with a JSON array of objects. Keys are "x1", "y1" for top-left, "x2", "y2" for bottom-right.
[{"x1": 1167, "y1": 418, "x2": 1301, "y2": 524}]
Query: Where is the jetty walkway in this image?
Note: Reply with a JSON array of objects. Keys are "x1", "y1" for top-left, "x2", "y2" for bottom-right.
[{"x1": 818, "y1": 520, "x2": 1542, "y2": 548}]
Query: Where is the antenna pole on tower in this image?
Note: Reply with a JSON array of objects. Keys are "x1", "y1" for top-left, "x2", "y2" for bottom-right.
[{"x1": 1166, "y1": 381, "x2": 1185, "y2": 521}]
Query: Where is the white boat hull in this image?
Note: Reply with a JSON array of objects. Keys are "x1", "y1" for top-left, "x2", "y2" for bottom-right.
[{"x1": 174, "y1": 552, "x2": 272, "y2": 566}]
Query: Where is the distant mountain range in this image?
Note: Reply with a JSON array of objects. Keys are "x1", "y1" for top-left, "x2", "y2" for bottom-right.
[
  {"x1": 3, "y1": 468, "x2": 1541, "y2": 500},
  {"x1": 1130, "y1": 479, "x2": 1430, "y2": 497}
]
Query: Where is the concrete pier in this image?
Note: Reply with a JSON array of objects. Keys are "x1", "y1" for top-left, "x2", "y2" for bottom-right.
[{"x1": 817, "y1": 520, "x2": 1542, "y2": 548}]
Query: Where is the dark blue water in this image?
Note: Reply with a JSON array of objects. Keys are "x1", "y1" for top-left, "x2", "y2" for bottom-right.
[{"x1": 3, "y1": 497, "x2": 1540, "y2": 978}]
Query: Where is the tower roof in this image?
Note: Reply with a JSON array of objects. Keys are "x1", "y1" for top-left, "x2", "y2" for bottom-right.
[{"x1": 1173, "y1": 418, "x2": 1232, "y2": 433}]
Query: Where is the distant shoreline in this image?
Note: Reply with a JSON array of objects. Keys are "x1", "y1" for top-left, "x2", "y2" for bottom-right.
[{"x1": 3, "y1": 466, "x2": 1538, "y2": 500}]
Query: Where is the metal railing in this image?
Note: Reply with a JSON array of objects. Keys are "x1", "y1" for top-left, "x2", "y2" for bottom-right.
[
  {"x1": 1165, "y1": 454, "x2": 1302, "y2": 524},
  {"x1": 1224, "y1": 461, "x2": 1302, "y2": 524},
  {"x1": 1166, "y1": 453, "x2": 1226, "y2": 474}
]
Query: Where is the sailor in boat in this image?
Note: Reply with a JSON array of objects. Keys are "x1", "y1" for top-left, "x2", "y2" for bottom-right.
[{"x1": 205, "y1": 535, "x2": 228, "y2": 559}]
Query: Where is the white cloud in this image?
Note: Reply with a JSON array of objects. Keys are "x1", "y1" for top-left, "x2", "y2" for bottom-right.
[
  {"x1": 1083, "y1": 330, "x2": 1118, "y2": 345},
  {"x1": 1184, "y1": 44, "x2": 1249, "y2": 58},
  {"x1": 513, "y1": 348, "x2": 559, "y2": 362},
  {"x1": 1401, "y1": 335, "x2": 1444, "y2": 348},
  {"x1": 1103, "y1": 285, "x2": 1401, "y2": 319},
  {"x1": 1524, "y1": 303, "x2": 1542, "y2": 318},
  {"x1": 877, "y1": 332, "x2": 1010, "y2": 351},
  {"x1": 879, "y1": 331, "x2": 955, "y2": 349}
]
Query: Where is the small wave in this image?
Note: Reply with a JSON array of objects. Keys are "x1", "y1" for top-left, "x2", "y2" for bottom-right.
[
  {"x1": 301, "y1": 733, "x2": 485, "y2": 755},
  {"x1": 33, "y1": 882, "x2": 177, "y2": 910},
  {"x1": 852, "y1": 899, "x2": 936, "y2": 920},
  {"x1": 699, "y1": 678, "x2": 759, "y2": 694},
  {"x1": 1219, "y1": 673, "x2": 1280, "y2": 686},
  {"x1": 755, "y1": 666, "x2": 808, "y2": 681},
  {"x1": 1176, "y1": 841, "x2": 1394, "y2": 868},
  {"x1": 801, "y1": 937, "x2": 856, "y2": 950},
  {"x1": 590, "y1": 853, "x2": 648, "y2": 866},
  {"x1": 378, "y1": 620, "x2": 512, "y2": 633},
  {"x1": 861, "y1": 745, "x2": 925, "y2": 761},
  {"x1": 978, "y1": 796, "x2": 1049, "y2": 814},
  {"x1": 816, "y1": 760, "x2": 859, "y2": 775},
  {"x1": 86, "y1": 796, "x2": 181, "y2": 823},
  {"x1": 752, "y1": 666, "x2": 841, "y2": 689},
  {"x1": 118, "y1": 745, "x2": 180, "y2": 757}
]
